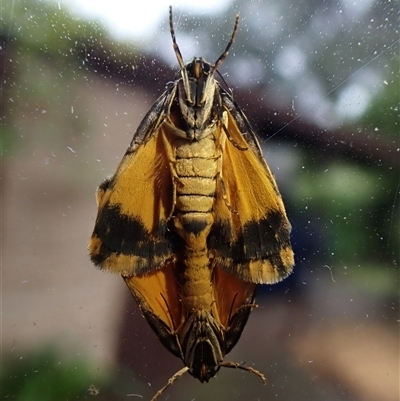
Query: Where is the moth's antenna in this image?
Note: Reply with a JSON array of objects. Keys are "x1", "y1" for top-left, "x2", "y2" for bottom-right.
[
  {"x1": 169, "y1": 6, "x2": 185, "y2": 70},
  {"x1": 212, "y1": 14, "x2": 240, "y2": 74}
]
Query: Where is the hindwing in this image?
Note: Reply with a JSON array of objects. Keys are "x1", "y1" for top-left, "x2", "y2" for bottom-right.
[{"x1": 123, "y1": 262, "x2": 182, "y2": 358}]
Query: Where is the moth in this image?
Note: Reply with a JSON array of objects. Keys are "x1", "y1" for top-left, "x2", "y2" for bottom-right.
[{"x1": 89, "y1": 6, "x2": 294, "y2": 401}]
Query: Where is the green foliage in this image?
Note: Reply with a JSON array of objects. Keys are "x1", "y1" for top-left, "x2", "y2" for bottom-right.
[
  {"x1": 2, "y1": 347, "x2": 101, "y2": 401},
  {"x1": 1, "y1": 0, "x2": 134, "y2": 156},
  {"x1": 360, "y1": 63, "x2": 399, "y2": 136},
  {"x1": 293, "y1": 156, "x2": 399, "y2": 266},
  {"x1": 2, "y1": 0, "x2": 107, "y2": 57}
]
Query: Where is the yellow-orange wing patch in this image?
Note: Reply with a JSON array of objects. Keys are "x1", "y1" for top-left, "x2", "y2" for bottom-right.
[
  {"x1": 210, "y1": 97, "x2": 294, "y2": 285},
  {"x1": 89, "y1": 124, "x2": 175, "y2": 276},
  {"x1": 123, "y1": 261, "x2": 183, "y2": 358},
  {"x1": 213, "y1": 267, "x2": 256, "y2": 354}
]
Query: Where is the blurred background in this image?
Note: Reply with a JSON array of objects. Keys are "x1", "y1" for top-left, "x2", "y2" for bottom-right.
[{"x1": 2, "y1": 0, "x2": 398, "y2": 400}]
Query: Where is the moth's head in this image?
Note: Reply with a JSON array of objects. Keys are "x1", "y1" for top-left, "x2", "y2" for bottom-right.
[
  {"x1": 180, "y1": 310, "x2": 224, "y2": 382},
  {"x1": 186, "y1": 334, "x2": 222, "y2": 382},
  {"x1": 168, "y1": 6, "x2": 239, "y2": 141}
]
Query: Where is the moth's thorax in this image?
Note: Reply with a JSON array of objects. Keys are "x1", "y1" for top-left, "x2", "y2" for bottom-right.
[{"x1": 176, "y1": 57, "x2": 219, "y2": 141}]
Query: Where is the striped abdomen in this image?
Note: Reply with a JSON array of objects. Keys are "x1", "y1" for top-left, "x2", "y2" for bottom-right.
[{"x1": 171, "y1": 135, "x2": 221, "y2": 312}]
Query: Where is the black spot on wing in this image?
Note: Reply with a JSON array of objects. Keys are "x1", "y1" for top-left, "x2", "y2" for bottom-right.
[
  {"x1": 208, "y1": 219, "x2": 233, "y2": 248},
  {"x1": 91, "y1": 203, "x2": 173, "y2": 266},
  {"x1": 239, "y1": 211, "x2": 292, "y2": 258},
  {"x1": 209, "y1": 210, "x2": 292, "y2": 261},
  {"x1": 98, "y1": 176, "x2": 112, "y2": 192}
]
